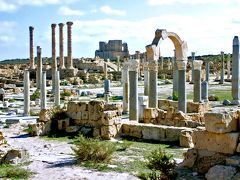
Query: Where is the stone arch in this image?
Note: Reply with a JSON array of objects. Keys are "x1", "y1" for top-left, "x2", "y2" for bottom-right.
[{"x1": 151, "y1": 29, "x2": 188, "y2": 61}]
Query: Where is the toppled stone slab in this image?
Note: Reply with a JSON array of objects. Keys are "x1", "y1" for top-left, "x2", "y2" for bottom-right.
[
  {"x1": 0, "y1": 148, "x2": 29, "y2": 164},
  {"x1": 204, "y1": 112, "x2": 238, "y2": 133},
  {"x1": 192, "y1": 130, "x2": 239, "y2": 154},
  {"x1": 205, "y1": 165, "x2": 236, "y2": 180}
]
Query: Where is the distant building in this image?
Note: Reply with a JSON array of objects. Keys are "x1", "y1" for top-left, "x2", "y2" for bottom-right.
[{"x1": 95, "y1": 40, "x2": 129, "y2": 60}]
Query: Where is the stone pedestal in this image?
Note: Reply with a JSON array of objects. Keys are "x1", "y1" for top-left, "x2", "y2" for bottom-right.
[
  {"x1": 129, "y1": 59, "x2": 139, "y2": 120},
  {"x1": 66, "y1": 21, "x2": 73, "y2": 69},
  {"x1": 205, "y1": 61, "x2": 210, "y2": 82},
  {"x1": 143, "y1": 62, "x2": 149, "y2": 96},
  {"x1": 59, "y1": 23, "x2": 65, "y2": 69},
  {"x1": 122, "y1": 62, "x2": 129, "y2": 114},
  {"x1": 232, "y1": 36, "x2": 240, "y2": 105},
  {"x1": 176, "y1": 61, "x2": 187, "y2": 113},
  {"x1": 24, "y1": 71, "x2": 30, "y2": 115},
  {"x1": 54, "y1": 71, "x2": 60, "y2": 107},
  {"x1": 193, "y1": 60, "x2": 203, "y2": 102},
  {"x1": 29, "y1": 26, "x2": 35, "y2": 69},
  {"x1": 148, "y1": 61, "x2": 158, "y2": 108},
  {"x1": 138, "y1": 96, "x2": 148, "y2": 123},
  {"x1": 36, "y1": 46, "x2": 42, "y2": 89},
  {"x1": 220, "y1": 51, "x2": 225, "y2": 84},
  {"x1": 41, "y1": 71, "x2": 47, "y2": 110}
]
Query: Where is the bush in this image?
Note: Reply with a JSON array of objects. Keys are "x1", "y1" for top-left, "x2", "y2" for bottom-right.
[
  {"x1": 72, "y1": 135, "x2": 116, "y2": 163},
  {"x1": 0, "y1": 164, "x2": 33, "y2": 179},
  {"x1": 30, "y1": 89, "x2": 40, "y2": 101},
  {"x1": 172, "y1": 91, "x2": 178, "y2": 101},
  {"x1": 138, "y1": 171, "x2": 161, "y2": 180},
  {"x1": 208, "y1": 95, "x2": 220, "y2": 101},
  {"x1": 145, "y1": 148, "x2": 177, "y2": 180},
  {"x1": 60, "y1": 91, "x2": 72, "y2": 97}
]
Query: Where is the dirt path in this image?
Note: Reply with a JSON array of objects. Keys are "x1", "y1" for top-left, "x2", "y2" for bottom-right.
[{"x1": 2, "y1": 124, "x2": 138, "y2": 180}]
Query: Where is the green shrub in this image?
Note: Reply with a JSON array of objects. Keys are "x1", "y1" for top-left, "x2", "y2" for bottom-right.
[
  {"x1": 172, "y1": 91, "x2": 178, "y2": 101},
  {"x1": 60, "y1": 91, "x2": 72, "y2": 97},
  {"x1": 0, "y1": 164, "x2": 33, "y2": 179},
  {"x1": 146, "y1": 148, "x2": 177, "y2": 180},
  {"x1": 30, "y1": 89, "x2": 40, "y2": 101},
  {"x1": 138, "y1": 170, "x2": 161, "y2": 180},
  {"x1": 72, "y1": 135, "x2": 116, "y2": 163},
  {"x1": 8, "y1": 98, "x2": 16, "y2": 102}
]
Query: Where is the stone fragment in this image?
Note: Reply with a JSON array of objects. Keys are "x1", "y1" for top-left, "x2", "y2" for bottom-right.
[
  {"x1": 101, "y1": 125, "x2": 117, "y2": 140},
  {"x1": 179, "y1": 129, "x2": 194, "y2": 148},
  {"x1": 226, "y1": 155, "x2": 240, "y2": 166},
  {"x1": 2, "y1": 148, "x2": 29, "y2": 164},
  {"x1": 88, "y1": 100, "x2": 105, "y2": 121},
  {"x1": 39, "y1": 109, "x2": 53, "y2": 122},
  {"x1": 222, "y1": 99, "x2": 231, "y2": 106},
  {"x1": 205, "y1": 165, "x2": 236, "y2": 180},
  {"x1": 204, "y1": 112, "x2": 238, "y2": 133},
  {"x1": 192, "y1": 130, "x2": 239, "y2": 154},
  {"x1": 0, "y1": 132, "x2": 5, "y2": 145},
  {"x1": 142, "y1": 124, "x2": 166, "y2": 141},
  {"x1": 179, "y1": 148, "x2": 197, "y2": 168},
  {"x1": 143, "y1": 108, "x2": 158, "y2": 123}
]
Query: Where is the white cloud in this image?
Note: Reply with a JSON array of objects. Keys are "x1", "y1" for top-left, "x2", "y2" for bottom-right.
[
  {"x1": 100, "y1": 5, "x2": 126, "y2": 16},
  {"x1": 0, "y1": 0, "x2": 17, "y2": 12},
  {"x1": 0, "y1": 21, "x2": 17, "y2": 44},
  {"x1": 58, "y1": 6, "x2": 84, "y2": 16},
  {"x1": 147, "y1": 0, "x2": 234, "y2": 5},
  {"x1": 16, "y1": 0, "x2": 80, "y2": 6}
]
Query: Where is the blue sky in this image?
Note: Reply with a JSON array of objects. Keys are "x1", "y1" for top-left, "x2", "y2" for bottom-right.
[{"x1": 0, "y1": 0, "x2": 240, "y2": 60}]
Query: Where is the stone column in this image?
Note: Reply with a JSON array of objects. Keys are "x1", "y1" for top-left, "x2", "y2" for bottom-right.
[
  {"x1": 55, "y1": 71, "x2": 60, "y2": 106},
  {"x1": 104, "y1": 62, "x2": 108, "y2": 79},
  {"x1": 143, "y1": 62, "x2": 149, "y2": 96},
  {"x1": 117, "y1": 56, "x2": 120, "y2": 72},
  {"x1": 176, "y1": 61, "x2": 187, "y2": 113},
  {"x1": 190, "y1": 52, "x2": 195, "y2": 83},
  {"x1": 205, "y1": 61, "x2": 210, "y2": 82},
  {"x1": 173, "y1": 50, "x2": 178, "y2": 96},
  {"x1": 129, "y1": 59, "x2": 139, "y2": 120},
  {"x1": 220, "y1": 51, "x2": 224, "y2": 84},
  {"x1": 67, "y1": 21, "x2": 73, "y2": 69},
  {"x1": 104, "y1": 79, "x2": 110, "y2": 103},
  {"x1": 29, "y1": 26, "x2": 35, "y2": 69},
  {"x1": 232, "y1": 36, "x2": 240, "y2": 104},
  {"x1": 122, "y1": 62, "x2": 129, "y2": 114},
  {"x1": 193, "y1": 60, "x2": 203, "y2": 102},
  {"x1": 148, "y1": 61, "x2": 158, "y2": 108},
  {"x1": 227, "y1": 53, "x2": 231, "y2": 80},
  {"x1": 36, "y1": 46, "x2": 42, "y2": 89},
  {"x1": 201, "y1": 81, "x2": 208, "y2": 102},
  {"x1": 51, "y1": 24, "x2": 57, "y2": 92},
  {"x1": 59, "y1": 23, "x2": 65, "y2": 69},
  {"x1": 24, "y1": 70, "x2": 30, "y2": 115},
  {"x1": 41, "y1": 71, "x2": 47, "y2": 110}
]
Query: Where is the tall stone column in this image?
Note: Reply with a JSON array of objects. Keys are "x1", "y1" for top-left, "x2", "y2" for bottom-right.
[
  {"x1": 205, "y1": 61, "x2": 210, "y2": 82},
  {"x1": 143, "y1": 62, "x2": 149, "y2": 96},
  {"x1": 190, "y1": 52, "x2": 195, "y2": 83},
  {"x1": 176, "y1": 61, "x2": 187, "y2": 113},
  {"x1": 36, "y1": 46, "x2": 42, "y2": 89},
  {"x1": 29, "y1": 26, "x2": 35, "y2": 69},
  {"x1": 220, "y1": 51, "x2": 225, "y2": 84},
  {"x1": 59, "y1": 23, "x2": 65, "y2": 69},
  {"x1": 173, "y1": 50, "x2": 178, "y2": 96},
  {"x1": 117, "y1": 56, "x2": 120, "y2": 72},
  {"x1": 129, "y1": 59, "x2": 139, "y2": 120},
  {"x1": 24, "y1": 70, "x2": 30, "y2": 115},
  {"x1": 227, "y1": 53, "x2": 231, "y2": 80},
  {"x1": 41, "y1": 71, "x2": 47, "y2": 110},
  {"x1": 67, "y1": 21, "x2": 73, "y2": 69},
  {"x1": 104, "y1": 62, "x2": 108, "y2": 79},
  {"x1": 193, "y1": 60, "x2": 203, "y2": 102},
  {"x1": 122, "y1": 62, "x2": 129, "y2": 114},
  {"x1": 55, "y1": 71, "x2": 60, "y2": 106},
  {"x1": 51, "y1": 24, "x2": 57, "y2": 92},
  {"x1": 148, "y1": 61, "x2": 158, "y2": 108},
  {"x1": 232, "y1": 36, "x2": 240, "y2": 104}
]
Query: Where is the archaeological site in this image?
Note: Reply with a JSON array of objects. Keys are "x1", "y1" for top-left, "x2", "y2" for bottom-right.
[{"x1": 0, "y1": 2, "x2": 240, "y2": 180}]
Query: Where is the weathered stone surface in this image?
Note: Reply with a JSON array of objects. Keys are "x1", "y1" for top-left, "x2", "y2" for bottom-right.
[
  {"x1": 67, "y1": 101, "x2": 77, "y2": 112},
  {"x1": 122, "y1": 122, "x2": 143, "y2": 138},
  {"x1": 236, "y1": 143, "x2": 240, "y2": 152},
  {"x1": 142, "y1": 124, "x2": 166, "y2": 141},
  {"x1": 0, "y1": 131, "x2": 5, "y2": 145},
  {"x1": 226, "y1": 155, "x2": 240, "y2": 166},
  {"x1": 179, "y1": 148, "x2": 197, "y2": 168},
  {"x1": 67, "y1": 112, "x2": 81, "y2": 120},
  {"x1": 165, "y1": 126, "x2": 191, "y2": 142},
  {"x1": 204, "y1": 112, "x2": 238, "y2": 133},
  {"x1": 81, "y1": 111, "x2": 89, "y2": 120},
  {"x1": 76, "y1": 101, "x2": 88, "y2": 111},
  {"x1": 28, "y1": 121, "x2": 51, "y2": 136},
  {"x1": 1, "y1": 148, "x2": 29, "y2": 164},
  {"x1": 104, "y1": 103, "x2": 122, "y2": 111},
  {"x1": 192, "y1": 130, "x2": 239, "y2": 154},
  {"x1": 58, "y1": 119, "x2": 70, "y2": 130},
  {"x1": 101, "y1": 125, "x2": 117, "y2": 140},
  {"x1": 180, "y1": 130, "x2": 194, "y2": 148},
  {"x1": 158, "y1": 99, "x2": 178, "y2": 110},
  {"x1": 88, "y1": 100, "x2": 105, "y2": 121},
  {"x1": 205, "y1": 165, "x2": 236, "y2": 180},
  {"x1": 101, "y1": 111, "x2": 118, "y2": 125},
  {"x1": 39, "y1": 109, "x2": 53, "y2": 122},
  {"x1": 143, "y1": 108, "x2": 158, "y2": 123},
  {"x1": 187, "y1": 101, "x2": 210, "y2": 113}
]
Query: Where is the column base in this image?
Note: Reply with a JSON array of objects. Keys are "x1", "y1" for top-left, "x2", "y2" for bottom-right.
[{"x1": 231, "y1": 99, "x2": 240, "y2": 105}]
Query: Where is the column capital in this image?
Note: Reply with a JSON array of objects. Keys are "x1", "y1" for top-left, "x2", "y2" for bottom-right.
[
  {"x1": 221, "y1": 51, "x2": 224, "y2": 55},
  {"x1": 67, "y1": 21, "x2": 73, "y2": 26},
  {"x1": 176, "y1": 60, "x2": 187, "y2": 70},
  {"x1": 128, "y1": 59, "x2": 139, "y2": 71},
  {"x1": 37, "y1": 46, "x2": 41, "y2": 53},
  {"x1": 58, "y1": 23, "x2": 64, "y2": 27},
  {"x1": 51, "y1": 23, "x2": 57, "y2": 28},
  {"x1": 29, "y1": 26, "x2": 34, "y2": 31},
  {"x1": 145, "y1": 44, "x2": 159, "y2": 61},
  {"x1": 233, "y1": 36, "x2": 239, "y2": 46},
  {"x1": 193, "y1": 60, "x2": 203, "y2": 70},
  {"x1": 148, "y1": 61, "x2": 158, "y2": 72}
]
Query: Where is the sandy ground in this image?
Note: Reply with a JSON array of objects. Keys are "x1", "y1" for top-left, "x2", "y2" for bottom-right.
[{"x1": 2, "y1": 125, "x2": 138, "y2": 180}]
